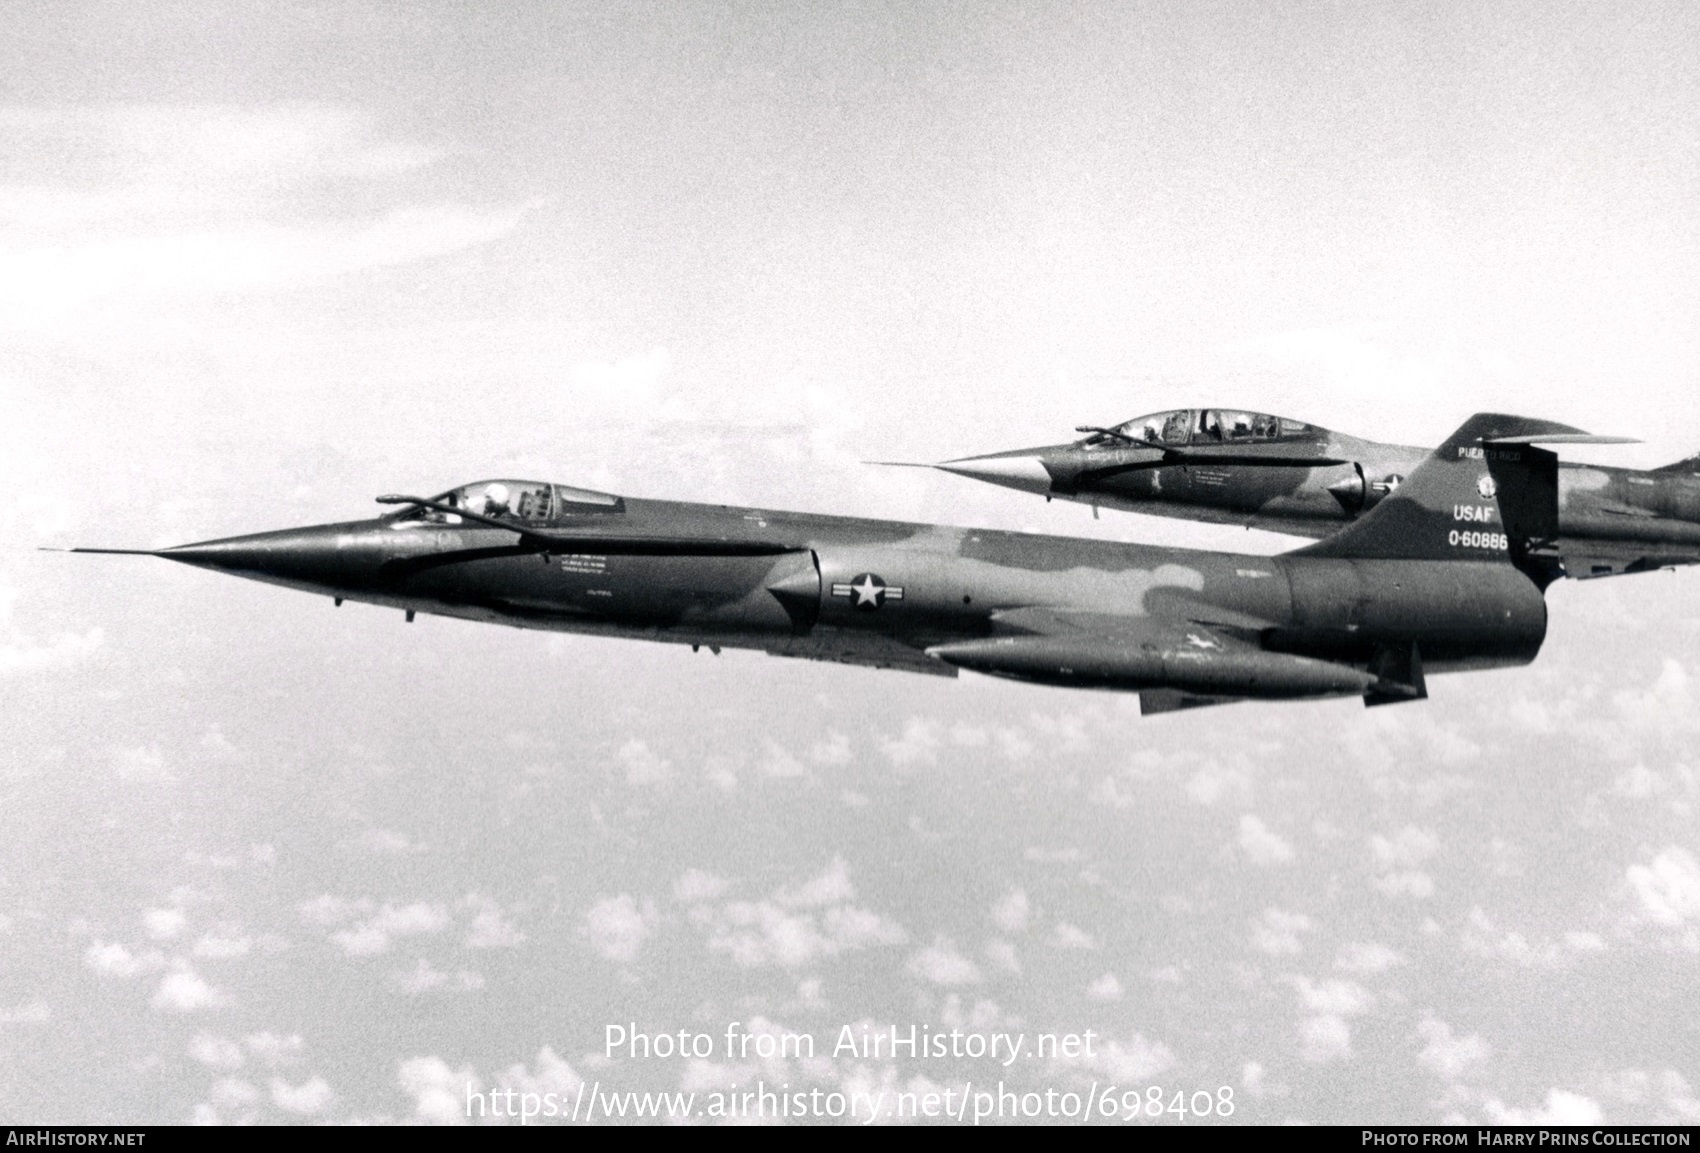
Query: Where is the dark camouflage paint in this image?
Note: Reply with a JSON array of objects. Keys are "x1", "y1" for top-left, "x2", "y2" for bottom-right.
[
  {"x1": 945, "y1": 411, "x2": 1700, "y2": 578},
  {"x1": 78, "y1": 415, "x2": 1574, "y2": 712}
]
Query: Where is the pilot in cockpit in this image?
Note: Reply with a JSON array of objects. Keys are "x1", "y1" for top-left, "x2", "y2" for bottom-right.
[{"x1": 478, "y1": 483, "x2": 512, "y2": 517}]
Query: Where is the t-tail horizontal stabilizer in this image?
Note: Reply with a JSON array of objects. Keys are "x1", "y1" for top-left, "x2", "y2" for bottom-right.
[{"x1": 1295, "y1": 413, "x2": 1574, "y2": 584}]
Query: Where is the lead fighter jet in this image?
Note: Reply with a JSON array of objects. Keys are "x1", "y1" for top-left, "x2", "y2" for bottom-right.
[
  {"x1": 65, "y1": 415, "x2": 1589, "y2": 714},
  {"x1": 917, "y1": 407, "x2": 1700, "y2": 580}
]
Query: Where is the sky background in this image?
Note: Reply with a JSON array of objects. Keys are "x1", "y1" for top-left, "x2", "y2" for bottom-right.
[{"x1": 2, "y1": 0, "x2": 1698, "y2": 1126}]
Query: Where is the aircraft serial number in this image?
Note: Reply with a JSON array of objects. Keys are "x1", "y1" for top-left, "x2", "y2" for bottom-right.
[{"x1": 1449, "y1": 530, "x2": 1507, "y2": 550}]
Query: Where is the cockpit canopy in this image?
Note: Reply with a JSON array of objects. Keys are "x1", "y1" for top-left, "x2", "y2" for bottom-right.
[
  {"x1": 389, "y1": 479, "x2": 624, "y2": 524},
  {"x1": 1080, "y1": 409, "x2": 1317, "y2": 449}
]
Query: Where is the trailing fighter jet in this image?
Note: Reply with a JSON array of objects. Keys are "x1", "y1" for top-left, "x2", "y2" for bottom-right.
[
  {"x1": 62, "y1": 415, "x2": 1606, "y2": 714},
  {"x1": 911, "y1": 407, "x2": 1700, "y2": 580}
]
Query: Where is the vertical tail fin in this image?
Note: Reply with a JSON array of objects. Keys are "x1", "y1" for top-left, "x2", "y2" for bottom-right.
[{"x1": 1296, "y1": 413, "x2": 1579, "y2": 580}]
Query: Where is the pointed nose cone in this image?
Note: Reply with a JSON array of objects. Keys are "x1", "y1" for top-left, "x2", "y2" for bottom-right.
[
  {"x1": 934, "y1": 452, "x2": 1056, "y2": 496},
  {"x1": 158, "y1": 525, "x2": 373, "y2": 593}
]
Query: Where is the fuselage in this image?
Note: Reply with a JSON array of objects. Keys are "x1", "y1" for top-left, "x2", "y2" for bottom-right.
[
  {"x1": 939, "y1": 410, "x2": 1700, "y2": 577},
  {"x1": 156, "y1": 487, "x2": 1548, "y2": 687}
]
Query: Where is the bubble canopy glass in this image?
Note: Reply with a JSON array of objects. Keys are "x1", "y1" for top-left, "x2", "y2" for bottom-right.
[
  {"x1": 386, "y1": 480, "x2": 624, "y2": 524},
  {"x1": 1080, "y1": 410, "x2": 1315, "y2": 448}
]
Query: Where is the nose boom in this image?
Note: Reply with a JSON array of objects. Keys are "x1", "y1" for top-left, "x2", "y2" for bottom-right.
[{"x1": 933, "y1": 452, "x2": 1054, "y2": 495}]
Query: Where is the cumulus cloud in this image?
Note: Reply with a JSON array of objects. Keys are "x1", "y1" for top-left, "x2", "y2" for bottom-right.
[
  {"x1": 615, "y1": 738, "x2": 671, "y2": 786},
  {"x1": 583, "y1": 895, "x2": 659, "y2": 963},
  {"x1": 196, "y1": 1077, "x2": 262, "y2": 1125},
  {"x1": 1371, "y1": 826, "x2": 1440, "y2": 867},
  {"x1": 416, "y1": 1053, "x2": 562, "y2": 1128},
  {"x1": 1461, "y1": 908, "x2": 1606, "y2": 968},
  {"x1": 188, "y1": 1033, "x2": 244, "y2": 1071},
  {"x1": 0, "y1": 1001, "x2": 50, "y2": 1024},
  {"x1": 1292, "y1": 977, "x2": 1374, "y2": 1018},
  {"x1": 1627, "y1": 847, "x2": 1700, "y2": 929},
  {"x1": 1239, "y1": 814, "x2": 1295, "y2": 865},
  {"x1": 990, "y1": 888, "x2": 1031, "y2": 935},
  {"x1": 674, "y1": 869, "x2": 728, "y2": 904},
  {"x1": 678, "y1": 1015, "x2": 826, "y2": 1095},
  {"x1": 191, "y1": 934, "x2": 252, "y2": 960},
  {"x1": 85, "y1": 941, "x2": 166, "y2": 979},
  {"x1": 0, "y1": 628, "x2": 104, "y2": 675},
  {"x1": 758, "y1": 741, "x2": 809, "y2": 780},
  {"x1": 939, "y1": 995, "x2": 1021, "y2": 1032},
  {"x1": 1086, "y1": 973, "x2": 1124, "y2": 1001},
  {"x1": 110, "y1": 746, "x2": 172, "y2": 784},
  {"x1": 701, "y1": 756, "x2": 739, "y2": 793},
  {"x1": 330, "y1": 902, "x2": 452, "y2": 957},
  {"x1": 983, "y1": 939, "x2": 1022, "y2": 975},
  {"x1": 1415, "y1": 1017, "x2": 1491, "y2": 1081},
  {"x1": 682, "y1": 860, "x2": 905, "y2": 969},
  {"x1": 1051, "y1": 922, "x2": 1095, "y2": 950},
  {"x1": 1611, "y1": 762, "x2": 1666, "y2": 801},
  {"x1": 1298, "y1": 1014, "x2": 1354, "y2": 1065},
  {"x1": 1612, "y1": 658, "x2": 1692, "y2": 726},
  {"x1": 880, "y1": 717, "x2": 943, "y2": 767},
  {"x1": 356, "y1": 826, "x2": 424, "y2": 855},
  {"x1": 1291, "y1": 978, "x2": 1373, "y2": 1065},
  {"x1": 1564, "y1": 930, "x2": 1607, "y2": 954},
  {"x1": 493, "y1": 1047, "x2": 584, "y2": 1119},
  {"x1": 1335, "y1": 942, "x2": 1403, "y2": 974},
  {"x1": 808, "y1": 732, "x2": 854, "y2": 766},
  {"x1": 244, "y1": 1033, "x2": 304, "y2": 1068},
  {"x1": 1250, "y1": 908, "x2": 1312, "y2": 956},
  {"x1": 462, "y1": 895, "x2": 524, "y2": 950},
  {"x1": 399, "y1": 1056, "x2": 477, "y2": 1126},
  {"x1": 394, "y1": 959, "x2": 485, "y2": 995},
  {"x1": 1599, "y1": 1069, "x2": 1700, "y2": 1122},
  {"x1": 1187, "y1": 765, "x2": 1252, "y2": 806},
  {"x1": 270, "y1": 1076, "x2": 334, "y2": 1116},
  {"x1": 1045, "y1": 1032, "x2": 1175, "y2": 1083},
  {"x1": 779, "y1": 858, "x2": 856, "y2": 908},
  {"x1": 297, "y1": 895, "x2": 373, "y2": 927},
  {"x1": 142, "y1": 908, "x2": 186, "y2": 940},
  {"x1": 1370, "y1": 826, "x2": 1439, "y2": 898},
  {"x1": 151, "y1": 964, "x2": 230, "y2": 1013},
  {"x1": 908, "y1": 939, "x2": 983, "y2": 986},
  {"x1": 1483, "y1": 1088, "x2": 1604, "y2": 1125},
  {"x1": 711, "y1": 901, "x2": 903, "y2": 970}
]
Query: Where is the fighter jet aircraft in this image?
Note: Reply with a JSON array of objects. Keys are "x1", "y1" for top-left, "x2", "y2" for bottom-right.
[
  {"x1": 914, "y1": 407, "x2": 1700, "y2": 579},
  {"x1": 64, "y1": 414, "x2": 1588, "y2": 714}
]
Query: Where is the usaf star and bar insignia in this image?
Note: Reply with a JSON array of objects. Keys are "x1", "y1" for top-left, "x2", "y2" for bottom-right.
[{"x1": 831, "y1": 572, "x2": 905, "y2": 610}]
